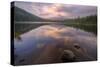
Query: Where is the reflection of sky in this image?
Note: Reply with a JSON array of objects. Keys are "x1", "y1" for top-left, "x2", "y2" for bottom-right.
[
  {"x1": 15, "y1": 1, "x2": 97, "y2": 20},
  {"x1": 14, "y1": 25, "x2": 97, "y2": 64}
]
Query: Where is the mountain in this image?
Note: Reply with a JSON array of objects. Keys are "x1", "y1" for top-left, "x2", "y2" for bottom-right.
[{"x1": 11, "y1": 6, "x2": 44, "y2": 21}]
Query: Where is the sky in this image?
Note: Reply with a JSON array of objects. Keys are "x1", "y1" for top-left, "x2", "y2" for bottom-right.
[{"x1": 15, "y1": 1, "x2": 97, "y2": 20}]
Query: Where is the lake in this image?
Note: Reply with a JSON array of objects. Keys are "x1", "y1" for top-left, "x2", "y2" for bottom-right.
[{"x1": 14, "y1": 24, "x2": 97, "y2": 65}]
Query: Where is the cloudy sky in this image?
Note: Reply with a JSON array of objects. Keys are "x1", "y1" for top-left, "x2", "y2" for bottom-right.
[{"x1": 15, "y1": 1, "x2": 97, "y2": 20}]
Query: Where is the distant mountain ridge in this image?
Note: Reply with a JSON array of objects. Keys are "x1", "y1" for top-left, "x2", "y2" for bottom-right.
[{"x1": 11, "y1": 6, "x2": 44, "y2": 21}]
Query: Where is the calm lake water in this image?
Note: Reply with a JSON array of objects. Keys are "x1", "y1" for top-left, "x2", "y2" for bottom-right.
[{"x1": 14, "y1": 23, "x2": 97, "y2": 65}]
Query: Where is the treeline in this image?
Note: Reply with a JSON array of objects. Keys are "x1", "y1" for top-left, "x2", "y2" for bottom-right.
[
  {"x1": 63, "y1": 15, "x2": 97, "y2": 35},
  {"x1": 61, "y1": 15, "x2": 97, "y2": 24}
]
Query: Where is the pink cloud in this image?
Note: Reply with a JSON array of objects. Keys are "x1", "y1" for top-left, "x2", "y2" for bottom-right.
[{"x1": 40, "y1": 4, "x2": 72, "y2": 19}]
